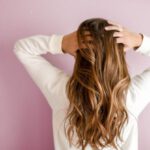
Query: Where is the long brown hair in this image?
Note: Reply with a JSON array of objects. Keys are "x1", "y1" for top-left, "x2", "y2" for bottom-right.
[{"x1": 64, "y1": 18, "x2": 131, "y2": 150}]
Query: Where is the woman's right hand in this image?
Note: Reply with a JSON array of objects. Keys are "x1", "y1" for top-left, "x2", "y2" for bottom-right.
[
  {"x1": 104, "y1": 20, "x2": 143, "y2": 51},
  {"x1": 62, "y1": 31, "x2": 78, "y2": 58}
]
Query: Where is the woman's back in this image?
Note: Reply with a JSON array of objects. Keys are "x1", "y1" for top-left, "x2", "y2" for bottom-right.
[{"x1": 13, "y1": 24, "x2": 150, "y2": 150}]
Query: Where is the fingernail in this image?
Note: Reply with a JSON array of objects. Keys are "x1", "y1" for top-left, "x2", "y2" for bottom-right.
[{"x1": 104, "y1": 27, "x2": 108, "y2": 30}]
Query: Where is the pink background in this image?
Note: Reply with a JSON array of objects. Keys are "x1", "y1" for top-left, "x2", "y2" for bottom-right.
[{"x1": 0, "y1": 0, "x2": 150, "y2": 149}]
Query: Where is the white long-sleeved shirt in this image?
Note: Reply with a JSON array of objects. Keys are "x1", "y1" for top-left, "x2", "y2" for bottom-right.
[{"x1": 13, "y1": 34, "x2": 150, "y2": 150}]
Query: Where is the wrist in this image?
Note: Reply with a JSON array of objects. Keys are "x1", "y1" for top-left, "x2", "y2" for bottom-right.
[
  {"x1": 62, "y1": 35, "x2": 68, "y2": 53},
  {"x1": 134, "y1": 33, "x2": 143, "y2": 50}
]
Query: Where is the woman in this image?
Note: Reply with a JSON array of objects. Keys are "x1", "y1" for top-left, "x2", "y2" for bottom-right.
[{"x1": 13, "y1": 18, "x2": 150, "y2": 150}]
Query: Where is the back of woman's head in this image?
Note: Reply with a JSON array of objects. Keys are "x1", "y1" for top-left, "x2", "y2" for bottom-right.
[{"x1": 64, "y1": 18, "x2": 131, "y2": 150}]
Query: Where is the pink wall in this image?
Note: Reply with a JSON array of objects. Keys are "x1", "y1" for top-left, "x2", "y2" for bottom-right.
[{"x1": 0, "y1": 0, "x2": 150, "y2": 149}]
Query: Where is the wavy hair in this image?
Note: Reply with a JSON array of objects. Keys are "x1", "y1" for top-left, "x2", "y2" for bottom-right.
[{"x1": 63, "y1": 18, "x2": 131, "y2": 150}]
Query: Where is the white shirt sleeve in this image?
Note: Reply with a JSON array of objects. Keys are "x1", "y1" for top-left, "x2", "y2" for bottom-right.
[
  {"x1": 13, "y1": 34, "x2": 70, "y2": 111},
  {"x1": 126, "y1": 34, "x2": 150, "y2": 119}
]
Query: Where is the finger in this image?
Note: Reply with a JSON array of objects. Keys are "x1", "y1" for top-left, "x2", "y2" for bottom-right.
[
  {"x1": 116, "y1": 38, "x2": 124, "y2": 44},
  {"x1": 105, "y1": 26, "x2": 123, "y2": 32},
  {"x1": 107, "y1": 20, "x2": 122, "y2": 28},
  {"x1": 113, "y1": 32, "x2": 123, "y2": 37}
]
